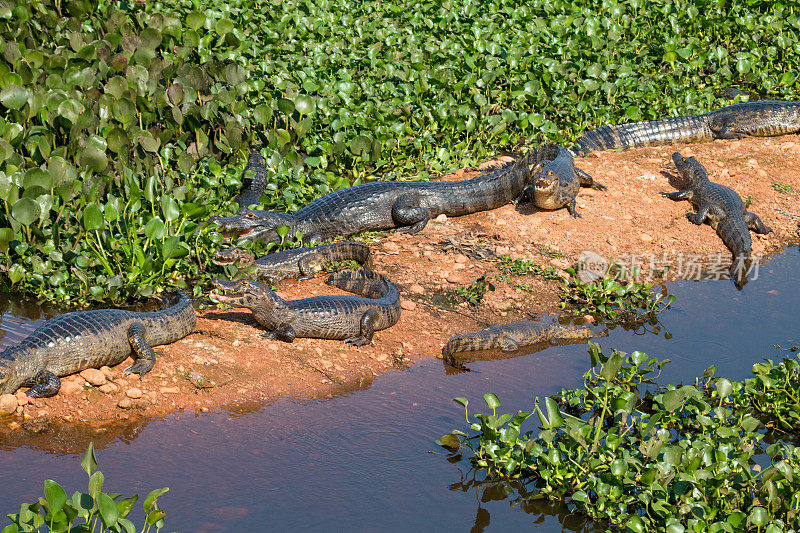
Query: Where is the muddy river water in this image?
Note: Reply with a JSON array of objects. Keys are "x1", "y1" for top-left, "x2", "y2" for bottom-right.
[{"x1": 0, "y1": 247, "x2": 798, "y2": 531}]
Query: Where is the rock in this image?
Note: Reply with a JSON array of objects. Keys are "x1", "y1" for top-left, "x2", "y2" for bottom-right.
[
  {"x1": 446, "y1": 272, "x2": 468, "y2": 284},
  {"x1": 60, "y1": 381, "x2": 84, "y2": 395},
  {"x1": 639, "y1": 234, "x2": 653, "y2": 243},
  {"x1": 454, "y1": 254, "x2": 468, "y2": 264},
  {"x1": 409, "y1": 283, "x2": 424, "y2": 294},
  {"x1": 400, "y1": 300, "x2": 417, "y2": 311},
  {"x1": 382, "y1": 241, "x2": 401, "y2": 253},
  {"x1": 14, "y1": 391, "x2": 28, "y2": 406},
  {"x1": 549, "y1": 258, "x2": 570, "y2": 269},
  {"x1": 576, "y1": 250, "x2": 609, "y2": 283},
  {"x1": 117, "y1": 398, "x2": 132, "y2": 409},
  {"x1": 435, "y1": 214, "x2": 448, "y2": 223},
  {"x1": 126, "y1": 388, "x2": 142, "y2": 399},
  {"x1": 80, "y1": 368, "x2": 107, "y2": 386},
  {"x1": 0, "y1": 394, "x2": 18, "y2": 416},
  {"x1": 98, "y1": 383, "x2": 118, "y2": 395},
  {"x1": 583, "y1": 315, "x2": 595, "y2": 323},
  {"x1": 100, "y1": 366, "x2": 114, "y2": 380},
  {"x1": 160, "y1": 387, "x2": 180, "y2": 394}
]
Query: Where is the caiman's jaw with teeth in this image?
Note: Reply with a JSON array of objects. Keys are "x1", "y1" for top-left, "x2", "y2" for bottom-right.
[{"x1": 209, "y1": 209, "x2": 296, "y2": 244}]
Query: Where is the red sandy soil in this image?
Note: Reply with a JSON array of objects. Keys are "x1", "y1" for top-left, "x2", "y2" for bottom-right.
[{"x1": 1, "y1": 136, "x2": 798, "y2": 433}]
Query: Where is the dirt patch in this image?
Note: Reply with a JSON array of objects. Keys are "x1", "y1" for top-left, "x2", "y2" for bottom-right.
[{"x1": 1, "y1": 136, "x2": 798, "y2": 432}]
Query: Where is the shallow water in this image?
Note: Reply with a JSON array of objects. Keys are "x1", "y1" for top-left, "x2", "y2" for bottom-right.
[{"x1": 0, "y1": 246, "x2": 798, "y2": 531}]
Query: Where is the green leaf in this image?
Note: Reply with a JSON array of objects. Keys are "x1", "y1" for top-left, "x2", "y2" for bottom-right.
[
  {"x1": 186, "y1": 10, "x2": 206, "y2": 30},
  {"x1": 11, "y1": 198, "x2": 40, "y2": 225},
  {"x1": 144, "y1": 217, "x2": 166, "y2": 240},
  {"x1": 599, "y1": 352, "x2": 623, "y2": 380},
  {"x1": 43, "y1": 480, "x2": 67, "y2": 514},
  {"x1": 143, "y1": 487, "x2": 169, "y2": 512},
  {"x1": 0, "y1": 85, "x2": 29, "y2": 110},
  {"x1": 83, "y1": 203, "x2": 104, "y2": 231},
  {"x1": 483, "y1": 393, "x2": 500, "y2": 410},
  {"x1": 81, "y1": 443, "x2": 97, "y2": 475},
  {"x1": 80, "y1": 147, "x2": 108, "y2": 173},
  {"x1": 453, "y1": 397, "x2": 468, "y2": 409},
  {"x1": 96, "y1": 493, "x2": 118, "y2": 527},
  {"x1": 544, "y1": 397, "x2": 564, "y2": 428},
  {"x1": 436, "y1": 433, "x2": 461, "y2": 452},
  {"x1": 294, "y1": 95, "x2": 316, "y2": 115},
  {"x1": 88, "y1": 471, "x2": 104, "y2": 499},
  {"x1": 160, "y1": 196, "x2": 180, "y2": 222},
  {"x1": 715, "y1": 378, "x2": 732, "y2": 399},
  {"x1": 661, "y1": 389, "x2": 684, "y2": 411}
]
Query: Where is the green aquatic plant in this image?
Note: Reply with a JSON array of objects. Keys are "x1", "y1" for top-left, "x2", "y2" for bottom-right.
[
  {"x1": 560, "y1": 264, "x2": 675, "y2": 320},
  {"x1": 439, "y1": 344, "x2": 800, "y2": 531},
  {"x1": 496, "y1": 254, "x2": 561, "y2": 280},
  {"x1": 454, "y1": 274, "x2": 495, "y2": 306},
  {"x1": 2, "y1": 443, "x2": 168, "y2": 533}
]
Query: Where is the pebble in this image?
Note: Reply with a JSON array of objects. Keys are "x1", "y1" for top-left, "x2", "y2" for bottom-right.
[
  {"x1": 640, "y1": 234, "x2": 653, "y2": 243},
  {"x1": 80, "y1": 368, "x2": 107, "y2": 386},
  {"x1": 382, "y1": 241, "x2": 401, "y2": 253},
  {"x1": 454, "y1": 254, "x2": 468, "y2": 264},
  {"x1": 14, "y1": 391, "x2": 28, "y2": 406},
  {"x1": 160, "y1": 387, "x2": 180, "y2": 394},
  {"x1": 409, "y1": 283, "x2": 424, "y2": 294},
  {"x1": 0, "y1": 394, "x2": 18, "y2": 415},
  {"x1": 98, "y1": 383, "x2": 118, "y2": 395},
  {"x1": 435, "y1": 214, "x2": 448, "y2": 223},
  {"x1": 446, "y1": 272, "x2": 468, "y2": 284},
  {"x1": 60, "y1": 381, "x2": 84, "y2": 395},
  {"x1": 117, "y1": 398, "x2": 132, "y2": 409},
  {"x1": 126, "y1": 388, "x2": 142, "y2": 399},
  {"x1": 583, "y1": 315, "x2": 595, "y2": 324},
  {"x1": 400, "y1": 300, "x2": 417, "y2": 311},
  {"x1": 100, "y1": 366, "x2": 114, "y2": 380}
]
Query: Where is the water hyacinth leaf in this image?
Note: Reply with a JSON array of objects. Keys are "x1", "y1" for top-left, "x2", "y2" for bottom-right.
[
  {"x1": 0, "y1": 228, "x2": 14, "y2": 251},
  {"x1": 661, "y1": 389, "x2": 684, "y2": 411},
  {"x1": 144, "y1": 217, "x2": 166, "y2": 240},
  {"x1": 23, "y1": 168, "x2": 53, "y2": 190},
  {"x1": 80, "y1": 147, "x2": 108, "y2": 172},
  {"x1": 185, "y1": 10, "x2": 205, "y2": 29},
  {"x1": 143, "y1": 488, "x2": 169, "y2": 512},
  {"x1": 81, "y1": 443, "x2": 97, "y2": 475},
  {"x1": 11, "y1": 198, "x2": 40, "y2": 225},
  {"x1": 160, "y1": 196, "x2": 180, "y2": 222},
  {"x1": 544, "y1": 397, "x2": 564, "y2": 428},
  {"x1": 83, "y1": 203, "x2": 104, "y2": 231},
  {"x1": 599, "y1": 352, "x2": 623, "y2": 380},
  {"x1": 436, "y1": 433, "x2": 461, "y2": 452},
  {"x1": 166, "y1": 83, "x2": 184, "y2": 105},
  {"x1": 715, "y1": 378, "x2": 732, "y2": 399},
  {"x1": 483, "y1": 393, "x2": 500, "y2": 410},
  {"x1": 0, "y1": 84, "x2": 28, "y2": 109},
  {"x1": 294, "y1": 95, "x2": 316, "y2": 115},
  {"x1": 277, "y1": 98, "x2": 295, "y2": 115},
  {"x1": 43, "y1": 480, "x2": 67, "y2": 514},
  {"x1": 97, "y1": 493, "x2": 118, "y2": 527},
  {"x1": 88, "y1": 470, "x2": 104, "y2": 499},
  {"x1": 215, "y1": 18, "x2": 235, "y2": 36}
]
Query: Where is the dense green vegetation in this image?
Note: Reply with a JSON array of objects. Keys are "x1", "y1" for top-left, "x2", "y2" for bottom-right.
[
  {"x1": 439, "y1": 345, "x2": 800, "y2": 532},
  {"x1": 2, "y1": 444, "x2": 168, "y2": 533},
  {"x1": 1, "y1": 0, "x2": 799, "y2": 303}
]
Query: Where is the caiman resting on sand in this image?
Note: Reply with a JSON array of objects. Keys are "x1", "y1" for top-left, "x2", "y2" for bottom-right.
[
  {"x1": 522, "y1": 144, "x2": 606, "y2": 217},
  {"x1": 442, "y1": 321, "x2": 601, "y2": 368},
  {"x1": 213, "y1": 242, "x2": 372, "y2": 284},
  {"x1": 211, "y1": 270, "x2": 400, "y2": 346},
  {"x1": 661, "y1": 152, "x2": 772, "y2": 288},
  {"x1": 571, "y1": 100, "x2": 800, "y2": 156},
  {"x1": 0, "y1": 291, "x2": 196, "y2": 397},
  {"x1": 210, "y1": 152, "x2": 535, "y2": 244}
]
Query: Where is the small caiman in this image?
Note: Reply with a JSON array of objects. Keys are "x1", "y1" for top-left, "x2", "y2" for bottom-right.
[
  {"x1": 571, "y1": 100, "x2": 800, "y2": 156},
  {"x1": 442, "y1": 321, "x2": 600, "y2": 368},
  {"x1": 235, "y1": 146, "x2": 269, "y2": 210},
  {"x1": 0, "y1": 291, "x2": 196, "y2": 398},
  {"x1": 521, "y1": 144, "x2": 606, "y2": 217},
  {"x1": 213, "y1": 242, "x2": 373, "y2": 284},
  {"x1": 209, "y1": 152, "x2": 534, "y2": 244},
  {"x1": 210, "y1": 270, "x2": 401, "y2": 346},
  {"x1": 661, "y1": 152, "x2": 772, "y2": 288}
]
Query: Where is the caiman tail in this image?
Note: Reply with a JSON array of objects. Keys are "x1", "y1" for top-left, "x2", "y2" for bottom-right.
[
  {"x1": 570, "y1": 115, "x2": 710, "y2": 156},
  {"x1": 236, "y1": 146, "x2": 269, "y2": 210},
  {"x1": 718, "y1": 216, "x2": 753, "y2": 288},
  {"x1": 140, "y1": 291, "x2": 197, "y2": 346}
]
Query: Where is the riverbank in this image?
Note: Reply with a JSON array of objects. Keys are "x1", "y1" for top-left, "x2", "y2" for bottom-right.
[{"x1": 0, "y1": 136, "x2": 798, "y2": 431}]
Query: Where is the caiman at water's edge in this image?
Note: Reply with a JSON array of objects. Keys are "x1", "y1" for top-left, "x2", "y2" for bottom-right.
[
  {"x1": 661, "y1": 152, "x2": 772, "y2": 288},
  {"x1": 522, "y1": 144, "x2": 606, "y2": 217},
  {"x1": 210, "y1": 152, "x2": 534, "y2": 244},
  {"x1": 571, "y1": 100, "x2": 800, "y2": 156},
  {"x1": 211, "y1": 270, "x2": 400, "y2": 346},
  {"x1": 442, "y1": 321, "x2": 601, "y2": 368},
  {"x1": 213, "y1": 242, "x2": 372, "y2": 284},
  {"x1": 0, "y1": 291, "x2": 196, "y2": 397}
]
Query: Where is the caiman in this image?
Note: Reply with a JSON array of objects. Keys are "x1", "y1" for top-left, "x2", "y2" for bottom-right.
[
  {"x1": 210, "y1": 270, "x2": 400, "y2": 346},
  {"x1": 661, "y1": 152, "x2": 772, "y2": 288},
  {"x1": 213, "y1": 242, "x2": 372, "y2": 284},
  {"x1": 209, "y1": 152, "x2": 534, "y2": 244},
  {"x1": 521, "y1": 144, "x2": 606, "y2": 217},
  {"x1": 235, "y1": 146, "x2": 269, "y2": 210},
  {"x1": 0, "y1": 291, "x2": 196, "y2": 398},
  {"x1": 442, "y1": 321, "x2": 600, "y2": 368},
  {"x1": 571, "y1": 100, "x2": 800, "y2": 156}
]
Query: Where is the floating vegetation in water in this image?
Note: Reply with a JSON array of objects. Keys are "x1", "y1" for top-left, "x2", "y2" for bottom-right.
[
  {"x1": 439, "y1": 344, "x2": 800, "y2": 532},
  {"x1": 2, "y1": 443, "x2": 169, "y2": 533}
]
